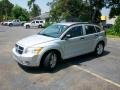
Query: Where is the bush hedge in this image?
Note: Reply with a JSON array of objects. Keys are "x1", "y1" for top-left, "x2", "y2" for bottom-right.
[{"x1": 107, "y1": 16, "x2": 120, "y2": 37}]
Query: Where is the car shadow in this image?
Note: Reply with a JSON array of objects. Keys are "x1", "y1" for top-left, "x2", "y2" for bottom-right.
[{"x1": 19, "y1": 50, "x2": 110, "y2": 74}]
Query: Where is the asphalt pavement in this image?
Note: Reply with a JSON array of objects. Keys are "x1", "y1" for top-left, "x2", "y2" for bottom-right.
[{"x1": 0, "y1": 25, "x2": 120, "y2": 90}]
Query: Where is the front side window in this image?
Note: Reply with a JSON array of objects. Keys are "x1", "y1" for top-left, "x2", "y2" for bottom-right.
[
  {"x1": 31, "y1": 21, "x2": 35, "y2": 23},
  {"x1": 85, "y1": 25, "x2": 96, "y2": 35},
  {"x1": 66, "y1": 26, "x2": 83, "y2": 38},
  {"x1": 38, "y1": 24, "x2": 68, "y2": 38}
]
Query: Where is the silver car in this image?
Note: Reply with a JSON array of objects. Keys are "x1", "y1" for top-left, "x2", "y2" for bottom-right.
[{"x1": 12, "y1": 22, "x2": 107, "y2": 71}]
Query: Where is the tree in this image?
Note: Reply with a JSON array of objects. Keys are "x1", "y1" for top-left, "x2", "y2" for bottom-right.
[
  {"x1": 49, "y1": 0, "x2": 93, "y2": 22},
  {"x1": 0, "y1": 0, "x2": 13, "y2": 20},
  {"x1": 89, "y1": 0, "x2": 104, "y2": 23},
  {"x1": 12, "y1": 5, "x2": 29, "y2": 21},
  {"x1": 30, "y1": 4, "x2": 41, "y2": 17},
  {"x1": 112, "y1": 16, "x2": 120, "y2": 36},
  {"x1": 27, "y1": 0, "x2": 35, "y2": 10},
  {"x1": 108, "y1": 0, "x2": 120, "y2": 18}
]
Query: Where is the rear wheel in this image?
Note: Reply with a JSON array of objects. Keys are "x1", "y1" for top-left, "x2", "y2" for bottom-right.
[
  {"x1": 38, "y1": 25, "x2": 42, "y2": 28},
  {"x1": 95, "y1": 43, "x2": 104, "y2": 56},
  {"x1": 26, "y1": 25, "x2": 30, "y2": 29},
  {"x1": 43, "y1": 51, "x2": 58, "y2": 71},
  {"x1": 9, "y1": 23, "x2": 13, "y2": 27}
]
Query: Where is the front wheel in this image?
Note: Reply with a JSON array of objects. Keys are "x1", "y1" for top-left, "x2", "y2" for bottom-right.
[
  {"x1": 95, "y1": 43, "x2": 104, "y2": 56},
  {"x1": 43, "y1": 51, "x2": 58, "y2": 71}
]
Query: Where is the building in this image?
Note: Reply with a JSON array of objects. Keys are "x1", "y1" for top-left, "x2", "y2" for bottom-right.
[
  {"x1": 34, "y1": 12, "x2": 50, "y2": 21},
  {"x1": 106, "y1": 16, "x2": 117, "y2": 24}
]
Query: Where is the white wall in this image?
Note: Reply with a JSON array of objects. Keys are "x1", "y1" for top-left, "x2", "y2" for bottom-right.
[{"x1": 106, "y1": 16, "x2": 117, "y2": 24}]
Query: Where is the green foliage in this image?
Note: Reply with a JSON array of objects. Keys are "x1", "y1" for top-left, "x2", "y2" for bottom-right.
[
  {"x1": 113, "y1": 16, "x2": 120, "y2": 36},
  {"x1": 109, "y1": 7, "x2": 120, "y2": 18},
  {"x1": 107, "y1": 16, "x2": 120, "y2": 36},
  {"x1": 44, "y1": 22, "x2": 53, "y2": 28},
  {"x1": 12, "y1": 5, "x2": 29, "y2": 21},
  {"x1": 27, "y1": 0, "x2": 35, "y2": 9},
  {"x1": 30, "y1": 4, "x2": 41, "y2": 17},
  {"x1": 49, "y1": 0, "x2": 93, "y2": 22},
  {"x1": 108, "y1": 0, "x2": 120, "y2": 18},
  {"x1": 0, "y1": 0, "x2": 13, "y2": 20}
]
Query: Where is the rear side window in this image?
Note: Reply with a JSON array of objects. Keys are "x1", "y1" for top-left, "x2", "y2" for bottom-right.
[
  {"x1": 95, "y1": 26, "x2": 101, "y2": 32},
  {"x1": 40, "y1": 21, "x2": 43, "y2": 23},
  {"x1": 85, "y1": 25, "x2": 96, "y2": 35},
  {"x1": 66, "y1": 26, "x2": 83, "y2": 38},
  {"x1": 36, "y1": 21, "x2": 39, "y2": 23}
]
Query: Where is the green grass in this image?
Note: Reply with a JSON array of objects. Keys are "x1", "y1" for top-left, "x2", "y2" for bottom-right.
[
  {"x1": 106, "y1": 28, "x2": 120, "y2": 38},
  {"x1": 107, "y1": 34, "x2": 120, "y2": 38}
]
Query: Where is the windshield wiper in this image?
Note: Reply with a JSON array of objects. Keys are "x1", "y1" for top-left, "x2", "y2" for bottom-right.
[{"x1": 39, "y1": 33, "x2": 52, "y2": 37}]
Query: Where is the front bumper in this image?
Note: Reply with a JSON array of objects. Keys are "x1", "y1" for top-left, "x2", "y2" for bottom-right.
[{"x1": 12, "y1": 48, "x2": 40, "y2": 67}]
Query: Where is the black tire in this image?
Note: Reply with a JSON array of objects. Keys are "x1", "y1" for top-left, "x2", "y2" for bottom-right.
[
  {"x1": 38, "y1": 25, "x2": 42, "y2": 28},
  {"x1": 9, "y1": 23, "x2": 13, "y2": 27},
  {"x1": 26, "y1": 25, "x2": 30, "y2": 29},
  {"x1": 43, "y1": 51, "x2": 58, "y2": 71},
  {"x1": 94, "y1": 42, "x2": 104, "y2": 56},
  {"x1": 21, "y1": 23, "x2": 24, "y2": 26}
]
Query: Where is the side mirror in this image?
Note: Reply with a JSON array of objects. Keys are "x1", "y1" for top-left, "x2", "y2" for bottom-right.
[{"x1": 64, "y1": 34, "x2": 71, "y2": 40}]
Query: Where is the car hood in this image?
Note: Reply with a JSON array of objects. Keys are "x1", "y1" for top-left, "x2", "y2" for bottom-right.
[
  {"x1": 17, "y1": 35, "x2": 57, "y2": 47},
  {"x1": 5, "y1": 21, "x2": 11, "y2": 23},
  {"x1": 24, "y1": 23, "x2": 31, "y2": 25}
]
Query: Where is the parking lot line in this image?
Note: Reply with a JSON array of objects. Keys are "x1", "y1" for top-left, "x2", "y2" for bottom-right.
[{"x1": 73, "y1": 65, "x2": 120, "y2": 88}]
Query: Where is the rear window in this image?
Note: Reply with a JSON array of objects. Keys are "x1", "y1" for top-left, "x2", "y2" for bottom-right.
[
  {"x1": 85, "y1": 25, "x2": 96, "y2": 35},
  {"x1": 40, "y1": 21, "x2": 43, "y2": 23}
]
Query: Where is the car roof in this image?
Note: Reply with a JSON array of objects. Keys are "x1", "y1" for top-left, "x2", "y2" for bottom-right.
[{"x1": 56, "y1": 22, "x2": 91, "y2": 26}]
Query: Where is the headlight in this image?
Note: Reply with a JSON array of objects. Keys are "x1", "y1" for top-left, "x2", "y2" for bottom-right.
[{"x1": 25, "y1": 47, "x2": 42, "y2": 55}]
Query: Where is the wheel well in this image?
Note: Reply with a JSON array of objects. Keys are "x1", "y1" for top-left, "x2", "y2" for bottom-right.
[
  {"x1": 98, "y1": 41, "x2": 105, "y2": 47},
  {"x1": 9, "y1": 23, "x2": 12, "y2": 25},
  {"x1": 26, "y1": 25, "x2": 30, "y2": 27},
  {"x1": 40, "y1": 49, "x2": 62, "y2": 66}
]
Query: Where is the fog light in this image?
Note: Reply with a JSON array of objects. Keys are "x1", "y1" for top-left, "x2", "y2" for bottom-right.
[{"x1": 25, "y1": 61, "x2": 30, "y2": 65}]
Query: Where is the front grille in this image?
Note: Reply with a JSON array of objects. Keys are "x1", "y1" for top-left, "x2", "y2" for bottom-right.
[{"x1": 15, "y1": 44, "x2": 24, "y2": 54}]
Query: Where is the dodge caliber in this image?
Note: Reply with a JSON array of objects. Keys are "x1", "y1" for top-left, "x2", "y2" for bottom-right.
[{"x1": 12, "y1": 22, "x2": 107, "y2": 71}]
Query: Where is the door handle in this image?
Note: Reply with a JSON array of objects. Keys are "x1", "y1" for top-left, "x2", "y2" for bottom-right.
[{"x1": 80, "y1": 37, "x2": 84, "y2": 40}]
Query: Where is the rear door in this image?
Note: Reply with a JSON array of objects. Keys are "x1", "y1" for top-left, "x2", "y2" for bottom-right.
[
  {"x1": 35, "y1": 21, "x2": 40, "y2": 27},
  {"x1": 83, "y1": 25, "x2": 98, "y2": 53}
]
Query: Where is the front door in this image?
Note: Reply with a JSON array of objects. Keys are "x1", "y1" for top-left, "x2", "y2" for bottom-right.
[{"x1": 61, "y1": 25, "x2": 86, "y2": 59}]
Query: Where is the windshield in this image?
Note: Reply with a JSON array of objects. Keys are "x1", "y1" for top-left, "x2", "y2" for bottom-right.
[{"x1": 38, "y1": 24, "x2": 68, "y2": 38}]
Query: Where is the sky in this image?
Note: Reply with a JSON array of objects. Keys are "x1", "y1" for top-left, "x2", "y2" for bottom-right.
[
  {"x1": 9, "y1": 0, "x2": 53, "y2": 13},
  {"x1": 9, "y1": 0, "x2": 110, "y2": 16}
]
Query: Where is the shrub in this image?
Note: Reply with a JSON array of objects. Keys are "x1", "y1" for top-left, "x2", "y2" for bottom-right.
[
  {"x1": 107, "y1": 16, "x2": 120, "y2": 36},
  {"x1": 113, "y1": 16, "x2": 120, "y2": 36}
]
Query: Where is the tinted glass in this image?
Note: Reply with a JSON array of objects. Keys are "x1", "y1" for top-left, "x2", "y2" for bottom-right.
[
  {"x1": 66, "y1": 26, "x2": 83, "y2": 38},
  {"x1": 16, "y1": 20, "x2": 19, "y2": 22},
  {"x1": 85, "y1": 25, "x2": 96, "y2": 35},
  {"x1": 40, "y1": 21, "x2": 43, "y2": 23},
  {"x1": 95, "y1": 26, "x2": 101, "y2": 32},
  {"x1": 32, "y1": 21, "x2": 35, "y2": 23},
  {"x1": 36, "y1": 21, "x2": 39, "y2": 23}
]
